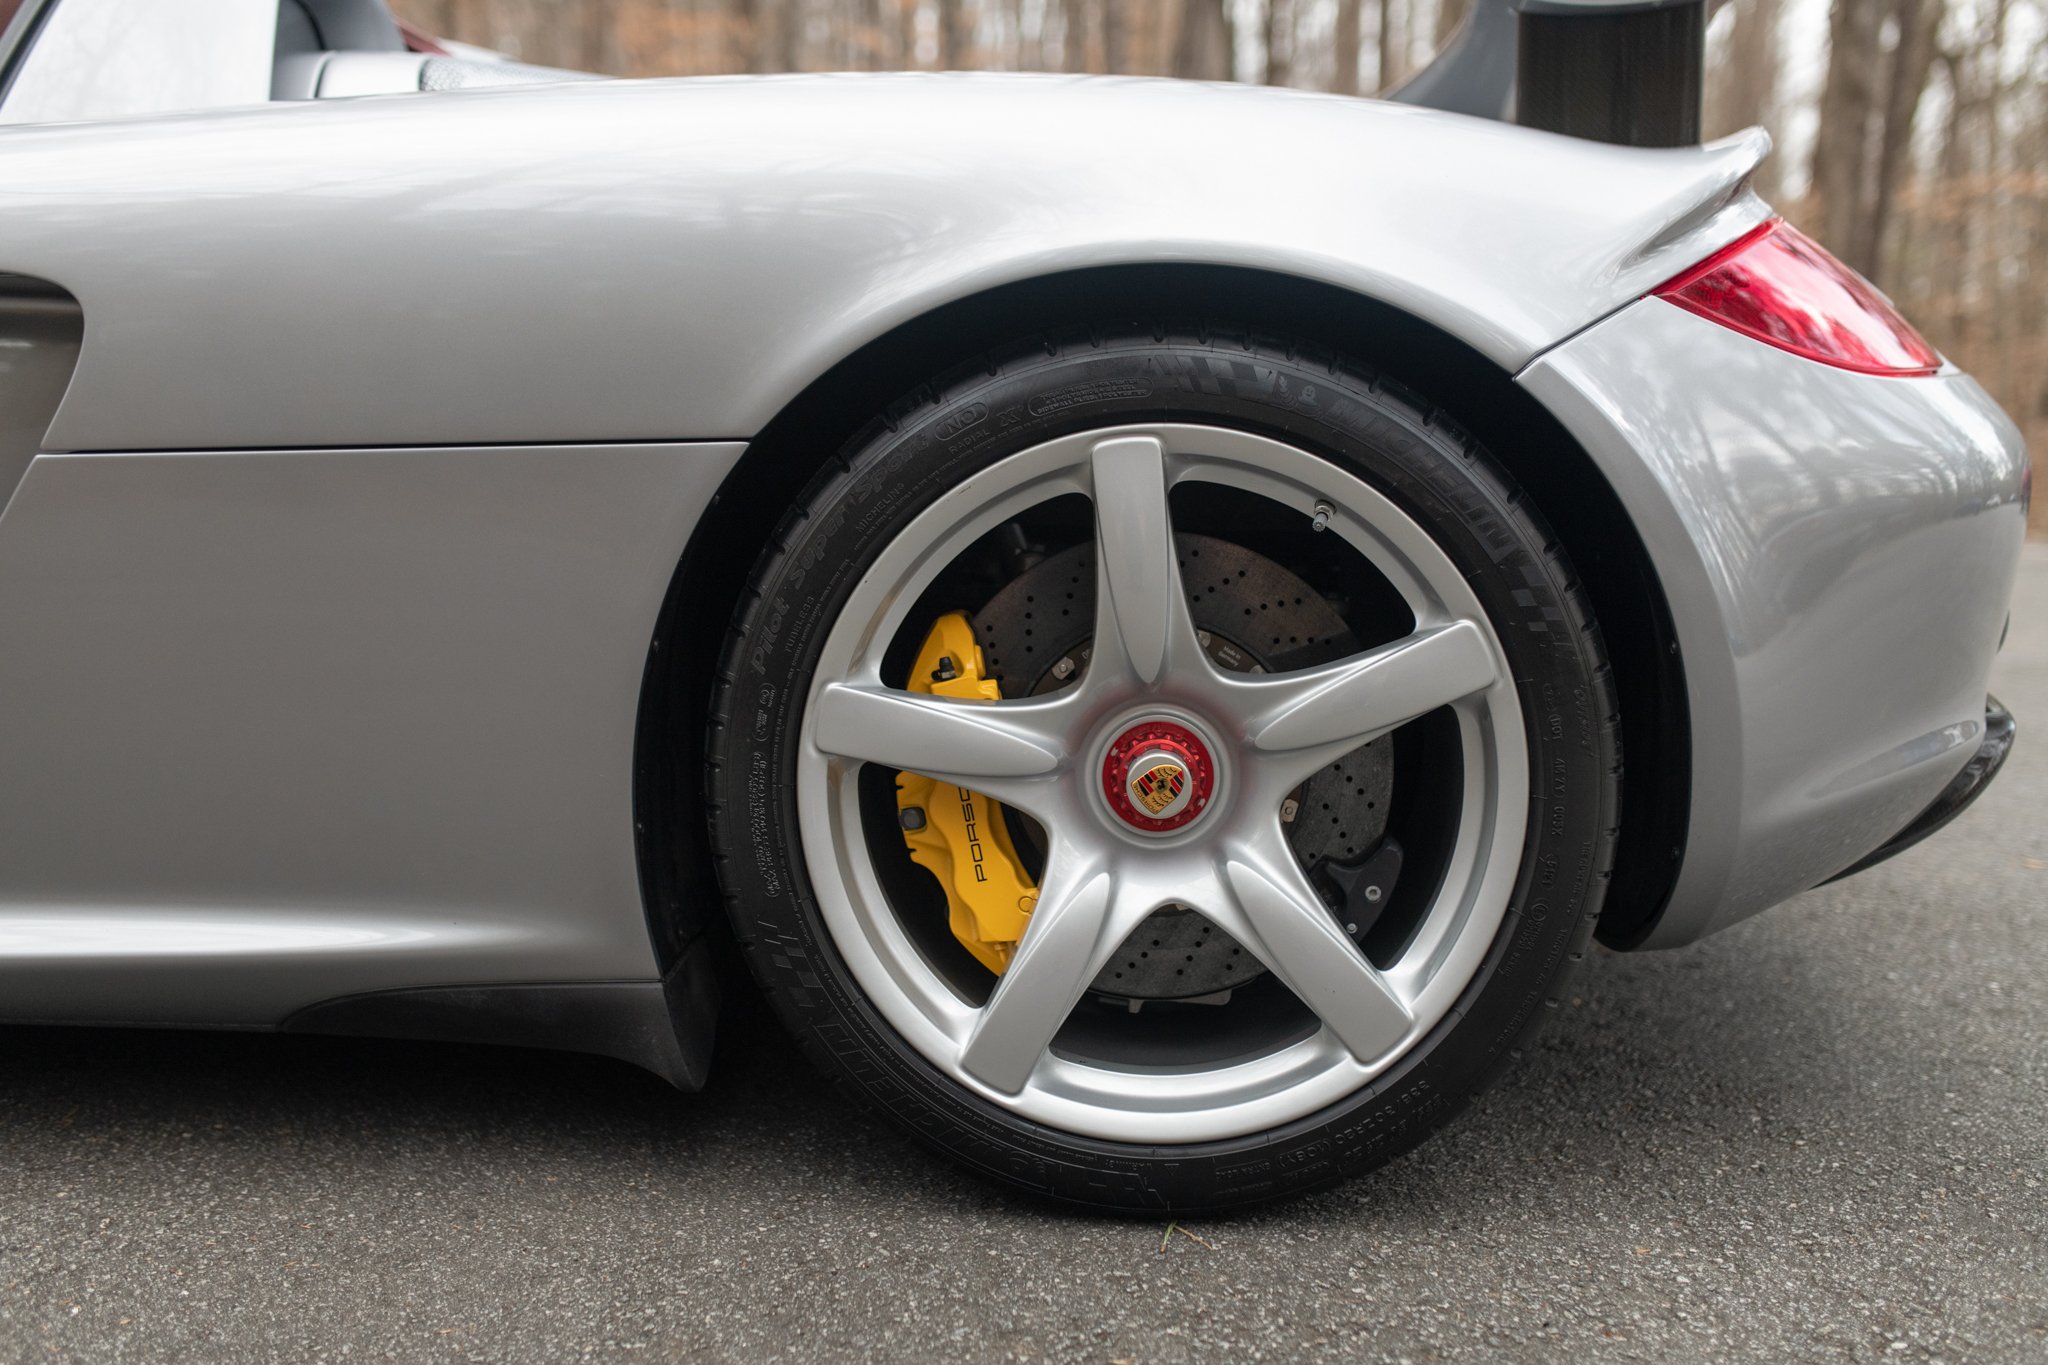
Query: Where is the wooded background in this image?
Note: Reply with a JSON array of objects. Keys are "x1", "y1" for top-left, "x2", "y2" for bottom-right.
[{"x1": 400, "y1": 0, "x2": 2046, "y2": 529}]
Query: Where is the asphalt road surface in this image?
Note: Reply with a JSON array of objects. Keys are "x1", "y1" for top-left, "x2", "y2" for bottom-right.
[{"x1": 3, "y1": 545, "x2": 2044, "y2": 1364}]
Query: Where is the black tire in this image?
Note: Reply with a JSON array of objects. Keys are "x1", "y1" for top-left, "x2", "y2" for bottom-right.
[{"x1": 705, "y1": 326, "x2": 1620, "y2": 1214}]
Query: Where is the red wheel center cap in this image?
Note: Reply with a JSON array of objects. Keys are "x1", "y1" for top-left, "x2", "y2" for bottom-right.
[{"x1": 1102, "y1": 720, "x2": 1215, "y2": 833}]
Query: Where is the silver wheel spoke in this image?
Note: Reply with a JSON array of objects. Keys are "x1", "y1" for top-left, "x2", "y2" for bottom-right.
[
  {"x1": 1242, "y1": 621, "x2": 1498, "y2": 762},
  {"x1": 958, "y1": 867, "x2": 1147, "y2": 1095},
  {"x1": 1088, "y1": 434, "x2": 1196, "y2": 686},
  {"x1": 1220, "y1": 855, "x2": 1414, "y2": 1065},
  {"x1": 798, "y1": 423, "x2": 1530, "y2": 1144},
  {"x1": 812, "y1": 683, "x2": 1066, "y2": 796}
]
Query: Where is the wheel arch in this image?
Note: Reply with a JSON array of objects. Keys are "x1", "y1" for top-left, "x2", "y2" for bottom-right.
[{"x1": 631, "y1": 263, "x2": 1690, "y2": 977}]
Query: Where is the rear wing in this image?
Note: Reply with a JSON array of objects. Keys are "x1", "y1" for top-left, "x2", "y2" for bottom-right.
[{"x1": 1392, "y1": 0, "x2": 1713, "y2": 148}]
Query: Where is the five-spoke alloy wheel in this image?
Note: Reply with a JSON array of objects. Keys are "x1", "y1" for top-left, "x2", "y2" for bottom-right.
[{"x1": 709, "y1": 328, "x2": 1618, "y2": 1212}]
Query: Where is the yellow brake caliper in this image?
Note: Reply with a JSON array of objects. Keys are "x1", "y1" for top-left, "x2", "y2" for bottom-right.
[{"x1": 894, "y1": 612, "x2": 1040, "y2": 975}]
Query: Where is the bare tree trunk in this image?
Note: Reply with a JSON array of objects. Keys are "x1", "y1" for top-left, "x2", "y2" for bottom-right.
[
  {"x1": 1149, "y1": 0, "x2": 1181, "y2": 76},
  {"x1": 1375, "y1": 0, "x2": 1403, "y2": 91},
  {"x1": 1055, "y1": 0, "x2": 1081, "y2": 69},
  {"x1": 1332, "y1": 0, "x2": 1362, "y2": 95},
  {"x1": 1081, "y1": 0, "x2": 1105, "y2": 69},
  {"x1": 1811, "y1": 0, "x2": 1948, "y2": 280},
  {"x1": 407, "y1": 0, "x2": 453, "y2": 43},
  {"x1": 861, "y1": 0, "x2": 892, "y2": 67},
  {"x1": 936, "y1": 0, "x2": 971, "y2": 65},
  {"x1": 1174, "y1": 0, "x2": 1231, "y2": 79},
  {"x1": 748, "y1": 0, "x2": 789, "y2": 70},
  {"x1": 1105, "y1": 0, "x2": 1129, "y2": 71},
  {"x1": 1864, "y1": 0, "x2": 1946, "y2": 281},
  {"x1": 1434, "y1": 0, "x2": 1467, "y2": 48},
  {"x1": 1704, "y1": 0, "x2": 1785, "y2": 198},
  {"x1": 1262, "y1": 0, "x2": 1290, "y2": 85},
  {"x1": 1810, "y1": 0, "x2": 1884, "y2": 262},
  {"x1": 1980, "y1": 0, "x2": 2016, "y2": 402},
  {"x1": 1704, "y1": 0, "x2": 1781, "y2": 133},
  {"x1": 1932, "y1": 51, "x2": 1974, "y2": 340},
  {"x1": 900, "y1": 0, "x2": 922, "y2": 68}
]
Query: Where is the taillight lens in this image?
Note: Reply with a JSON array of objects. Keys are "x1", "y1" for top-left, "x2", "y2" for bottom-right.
[{"x1": 1653, "y1": 220, "x2": 1941, "y2": 377}]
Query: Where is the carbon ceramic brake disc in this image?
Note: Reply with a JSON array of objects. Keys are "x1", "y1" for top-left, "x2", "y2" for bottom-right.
[{"x1": 973, "y1": 532, "x2": 1392, "y2": 1001}]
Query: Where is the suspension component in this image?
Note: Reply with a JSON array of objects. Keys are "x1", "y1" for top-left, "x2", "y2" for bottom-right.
[
  {"x1": 894, "y1": 611, "x2": 1039, "y2": 975},
  {"x1": 1313, "y1": 838, "x2": 1404, "y2": 944}
]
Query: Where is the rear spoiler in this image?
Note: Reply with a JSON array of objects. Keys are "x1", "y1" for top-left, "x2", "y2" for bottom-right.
[{"x1": 1391, "y1": 0, "x2": 1715, "y2": 148}]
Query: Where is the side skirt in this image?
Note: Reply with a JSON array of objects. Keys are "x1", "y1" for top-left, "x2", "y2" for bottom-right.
[{"x1": 281, "y1": 941, "x2": 720, "y2": 1091}]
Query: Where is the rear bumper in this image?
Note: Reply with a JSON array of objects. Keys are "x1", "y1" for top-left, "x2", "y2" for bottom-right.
[
  {"x1": 1521, "y1": 298, "x2": 2030, "y2": 947},
  {"x1": 1822, "y1": 696, "x2": 2017, "y2": 884}
]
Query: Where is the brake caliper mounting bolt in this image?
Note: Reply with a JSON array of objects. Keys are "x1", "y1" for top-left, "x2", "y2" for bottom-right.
[
  {"x1": 1310, "y1": 500, "x2": 1335, "y2": 533},
  {"x1": 899, "y1": 807, "x2": 927, "y2": 832},
  {"x1": 1364, "y1": 885, "x2": 1383, "y2": 903}
]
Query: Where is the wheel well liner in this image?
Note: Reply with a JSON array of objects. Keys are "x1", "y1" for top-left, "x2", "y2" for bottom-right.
[{"x1": 632, "y1": 264, "x2": 1688, "y2": 970}]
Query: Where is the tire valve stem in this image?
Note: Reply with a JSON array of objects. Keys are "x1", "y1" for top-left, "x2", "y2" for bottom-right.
[{"x1": 1309, "y1": 500, "x2": 1335, "y2": 533}]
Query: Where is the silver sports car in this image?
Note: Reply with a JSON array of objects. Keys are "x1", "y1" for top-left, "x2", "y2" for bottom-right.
[{"x1": 0, "y1": 0, "x2": 2027, "y2": 1212}]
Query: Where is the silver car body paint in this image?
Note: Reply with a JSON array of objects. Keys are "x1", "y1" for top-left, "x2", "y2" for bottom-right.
[
  {"x1": 0, "y1": 442, "x2": 741, "y2": 1022},
  {"x1": 0, "y1": 72, "x2": 2026, "y2": 1042},
  {"x1": 1520, "y1": 299, "x2": 2029, "y2": 945},
  {"x1": 0, "y1": 75, "x2": 1769, "y2": 452}
]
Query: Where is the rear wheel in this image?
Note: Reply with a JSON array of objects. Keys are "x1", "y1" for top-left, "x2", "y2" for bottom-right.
[{"x1": 706, "y1": 328, "x2": 1618, "y2": 1212}]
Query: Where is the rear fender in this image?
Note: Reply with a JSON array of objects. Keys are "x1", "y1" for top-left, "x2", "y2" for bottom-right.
[{"x1": 0, "y1": 76, "x2": 1772, "y2": 453}]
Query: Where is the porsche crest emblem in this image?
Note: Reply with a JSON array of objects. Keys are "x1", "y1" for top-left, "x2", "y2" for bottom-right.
[{"x1": 1130, "y1": 762, "x2": 1187, "y2": 816}]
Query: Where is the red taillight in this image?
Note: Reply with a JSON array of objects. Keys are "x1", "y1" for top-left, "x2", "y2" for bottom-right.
[{"x1": 1653, "y1": 220, "x2": 1941, "y2": 377}]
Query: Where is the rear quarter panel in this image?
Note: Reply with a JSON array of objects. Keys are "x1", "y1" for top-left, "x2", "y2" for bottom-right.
[
  {"x1": 1522, "y1": 299, "x2": 2029, "y2": 945},
  {"x1": 0, "y1": 73, "x2": 1770, "y2": 453}
]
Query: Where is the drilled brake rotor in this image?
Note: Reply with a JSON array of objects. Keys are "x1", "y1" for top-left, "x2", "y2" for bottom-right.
[{"x1": 972, "y1": 533, "x2": 1392, "y2": 1001}]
